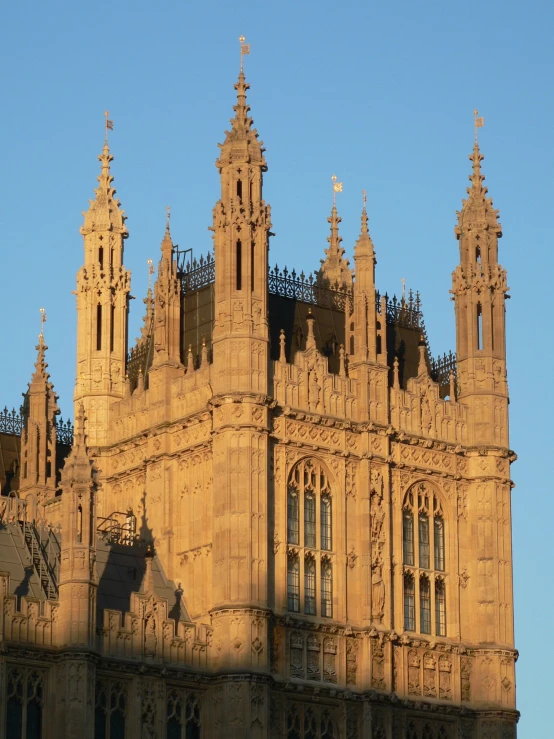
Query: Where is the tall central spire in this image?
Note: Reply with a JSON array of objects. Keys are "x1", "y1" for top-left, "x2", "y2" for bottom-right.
[{"x1": 216, "y1": 71, "x2": 266, "y2": 170}]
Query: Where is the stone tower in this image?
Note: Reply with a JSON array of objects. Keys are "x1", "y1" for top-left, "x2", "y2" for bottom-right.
[
  {"x1": 74, "y1": 141, "x2": 131, "y2": 446},
  {"x1": 452, "y1": 142, "x2": 509, "y2": 447},
  {"x1": 208, "y1": 70, "x2": 273, "y2": 732},
  {"x1": 18, "y1": 331, "x2": 59, "y2": 506}
]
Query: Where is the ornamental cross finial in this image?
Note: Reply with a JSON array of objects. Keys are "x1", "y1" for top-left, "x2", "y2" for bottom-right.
[
  {"x1": 474, "y1": 109, "x2": 484, "y2": 144},
  {"x1": 362, "y1": 189, "x2": 367, "y2": 208},
  {"x1": 39, "y1": 307, "x2": 46, "y2": 339},
  {"x1": 104, "y1": 110, "x2": 114, "y2": 144},
  {"x1": 239, "y1": 35, "x2": 250, "y2": 72},
  {"x1": 147, "y1": 259, "x2": 154, "y2": 291},
  {"x1": 331, "y1": 174, "x2": 343, "y2": 207},
  {"x1": 166, "y1": 205, "x2": 171, "y2": 228}
]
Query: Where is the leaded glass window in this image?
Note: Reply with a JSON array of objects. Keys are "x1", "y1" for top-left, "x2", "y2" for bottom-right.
[
  {"x1": 403, "y1": 510, "x2": 414, "y2": 565},
  {"x1": 304, "y1": 556, "x2": 316, "y2": 615},
  {"x1": 305, "y1": 492, "x2": 316, "y2": 548},
  {"x1": 166, "y1": 689, "x2": 201, "y2": 739},
  {"x1": 286, "y1": 459, "x2": 334, "y2": 617},
  {"x1": 288, "y1": 554, "x2": 300, "y2": 612},
  {"x1": 402, "y1": 483, "x2": 447, "y2": 636},
  {"x1": 320, "y1": 496, "x2": 332, "y2": 551},
  {"x1": 288, "y1": 489, "x2": 299, "y2": 545},
  {"x1": 420, "y1": 576, "x2": 431, "y2": 634},
  {"x1": 434, "y1": 516, "x2": 445, "y2": 571},
  {"x1": 419, "y1": 514, "x2": 430, "y2": 569},
  {"x1": 321, "y1": 560, "x2": 332, "y2": 618},
  {"x1": 435, "y1": 579, "x2": 446, "y2": 637},
  {"x1": 6, "y1": 668, "x2": 43, "y2": 739},
  {"x1": 404, "y1": 573, "x2": 415, "y2": 631},
  {"x1": 95, "y1": 679, "x2": 126, "y2": 739}
]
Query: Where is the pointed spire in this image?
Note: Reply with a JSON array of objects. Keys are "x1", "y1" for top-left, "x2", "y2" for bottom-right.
[
  {"x1": 319, "y1": 204, "x2": 352, "y2": 289},
  {"x1": 216, "y1": 71, "x2": 266, "y2": 169},
  {"x1": 81, "y1": 140, "x2": 128, "y2": 237},
  {"x1": 354, "y1": 195, "x2": 376, "y2": 260},
  {"x1": 455, "y1": 142, "x2": 502, "y2": 238}
]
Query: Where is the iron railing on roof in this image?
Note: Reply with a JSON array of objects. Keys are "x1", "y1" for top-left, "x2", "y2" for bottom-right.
[
  {"x1": 0, "y1": 408, "x2": 73, "y2": 445},
  {"x1": 376, "y1": 289, "x2": 422, "y2": 329}
]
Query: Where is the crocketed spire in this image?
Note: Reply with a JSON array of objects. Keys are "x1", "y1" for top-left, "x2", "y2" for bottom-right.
[
  {"x1": 455, "y1": 143, "x2": 502, "y2": 239},
  {"x1": 61, "y1": 403, "x2": 95, "y2": 488},
  {"x1": 354, "y1": 202, "x2": 376, "y2": 260},
  {"x1": 216, "y1": 72, "x2": 266, "y2": 169},
  {"x1": 80, "y1": 143, "x2": 128, "y2": 237},
  {"x1": 318, "y1": 205, "x2": 352, "y2": 289}
]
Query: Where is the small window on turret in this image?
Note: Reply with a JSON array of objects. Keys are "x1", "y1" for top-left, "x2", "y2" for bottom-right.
[
  {"x1": 236, "y1": 240, "x2": 242, "y2": 290},
  {"x1": 476, "y1": 303, "x2": 483, "y2": 351},
  {"x1": 99, "y1": 246, "x2": 104, "y2": 270},
  {"x1": 96, "y1": 305, "x2": 102, "y2": 351},
  {"x1": 236, "y1": 179, "x2": 243, "y2": 201},
  {"x1": 476, "y1": 246, "x2": 481, "y2": 264}
]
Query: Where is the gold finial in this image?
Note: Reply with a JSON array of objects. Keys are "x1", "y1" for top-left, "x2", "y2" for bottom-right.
[
  {"x1": 474, "y1": 109, "x2": 484, "y2": 144},
  {"x1": 147, "y1": 259, "x2": 154, "y2": 291},
  {"x1": 39, "y1": 307, "x2": 46, "y2": 339},
  {"x1": 401, "y1": 278, "x2": 406, "y2": 301},
  {"x1": 166, "y1": 205, "x2": 171, "y2": 228},
  {"x1": 239, "y1": 35, "x2": 250, "y2": 72},
  {"x1": 104, "y1": 110, "x2": 114, "y2": 144},
  {"x1": 331, "y1": 174, "x2": 343, "y2": 207},
  {"x1": 362, "y1": 189, "x2": 367, "y2": 208}
]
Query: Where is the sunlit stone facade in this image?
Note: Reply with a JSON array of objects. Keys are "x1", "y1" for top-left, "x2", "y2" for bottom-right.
[{"x1": 0, "y1": 68, "x2": 517, "y2": 739}]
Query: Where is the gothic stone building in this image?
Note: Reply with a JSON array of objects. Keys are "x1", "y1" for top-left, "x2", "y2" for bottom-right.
[{"x1": 0, "y1": 70, "x2": 517, "y2": 739}]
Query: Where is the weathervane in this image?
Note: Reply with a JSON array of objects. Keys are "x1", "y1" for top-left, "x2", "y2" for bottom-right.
[
  {"x1": 474, "y1": 109, "x2": 484, "y2": 144},
  {"x1": 104, "y1": 110, "x2": 114, "y2": 144},
  {"x1": 239, "y1": 35, "x2": 250, "y2": 72},
  {"x1": 331, "y1": 174, "x2": 343, "y2": 207},
  {"x1": 39, "y1": 307, "x2": 46, "y2": 340}
]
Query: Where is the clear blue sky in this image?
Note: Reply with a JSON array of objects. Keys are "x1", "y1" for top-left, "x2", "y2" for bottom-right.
[{"x1": 1, "y1": 1, "x2": 551, "y2": 733}]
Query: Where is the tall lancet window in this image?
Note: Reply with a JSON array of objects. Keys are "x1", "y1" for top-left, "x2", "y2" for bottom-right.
[
  {"x1": 286, "y1": 459, "x2": 335, "y2": 617},
  {"x1": 402, "y1": 483, "x2": 448, "y2": 636},
  {"x1": 287, "y1": 554, "x2": 300, "y2": 613}
]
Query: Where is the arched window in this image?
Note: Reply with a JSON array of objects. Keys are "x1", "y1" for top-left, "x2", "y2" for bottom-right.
[
  {"x1": 286, "y1": 705, "x2": 336, "y2": 739},
  {"x1": 95, "y1": 679, "x2": 126, "y2": 739},
  {"x1": 166, "y1": 690, "x2": 201, "y2": 739},
  {"x1": 403, "y1": 510, "x2": 414, "y2": 565},
  {"x1": 286, "y1": 459, "x2": 334, "y2": 617},
  {"x1": 402, "y1": 483, "x2": 447, "y2": 636},
  {"x1": 6, "y1": 668, "x2": 43, "y2": 739}
]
